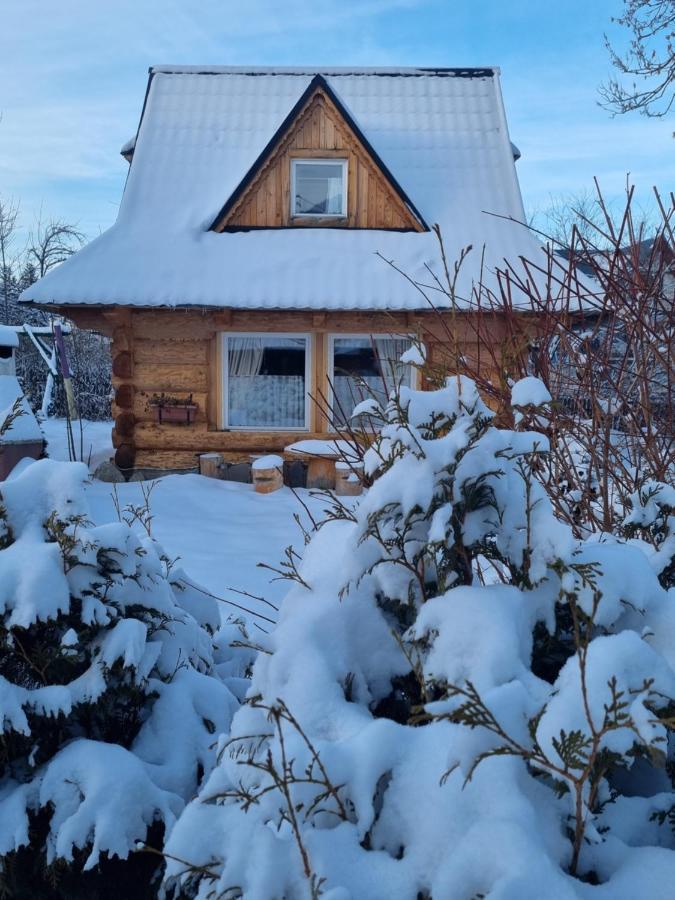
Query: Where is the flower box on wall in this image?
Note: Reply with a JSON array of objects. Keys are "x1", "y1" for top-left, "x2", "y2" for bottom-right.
[{"x1": 148, "y1": 394, "x2": 199, "y2": 426}]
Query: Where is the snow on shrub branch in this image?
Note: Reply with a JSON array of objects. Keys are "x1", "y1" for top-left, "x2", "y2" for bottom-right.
[
  {"x1": 0, "y1": 460, "x2": 238, "y2": 891},
  {"x1": 165, "y1": 374, "x2": 675, "y2": 900}
]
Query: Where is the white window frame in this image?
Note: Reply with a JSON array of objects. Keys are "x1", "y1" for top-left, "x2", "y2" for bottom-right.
[
  {"x1": 221, "y1": 332, "x2": 311, "y2": 432},
  {"x1": 327, "y1": 333, "x2": 420, "y2": 431},
  {"x1": 291, "y1": 158, "x2": 348, "y2": 219}
]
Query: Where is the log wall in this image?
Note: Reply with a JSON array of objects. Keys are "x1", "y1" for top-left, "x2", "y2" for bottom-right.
[{"x1": 67, "y1": 306, "x2": 515, "y2": 471}]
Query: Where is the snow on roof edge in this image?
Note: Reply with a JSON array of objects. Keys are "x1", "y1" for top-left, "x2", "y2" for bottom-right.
[{"x1": 149, "y1": 65, "x2": 500, "y2": 77}]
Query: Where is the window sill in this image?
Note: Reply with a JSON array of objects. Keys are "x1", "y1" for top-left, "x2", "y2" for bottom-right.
[{"x1": 289, "y1": 216, "x2": 348, "y2": 226}]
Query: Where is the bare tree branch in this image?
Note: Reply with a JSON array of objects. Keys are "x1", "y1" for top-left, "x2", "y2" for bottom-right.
[{"x1": 601, "y1": 0, "x2": 675, "y2": 116}]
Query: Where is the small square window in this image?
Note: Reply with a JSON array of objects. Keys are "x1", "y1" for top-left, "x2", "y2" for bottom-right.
[{"x1": 291, "y1": 159, "x2": 347, "y2": 218}]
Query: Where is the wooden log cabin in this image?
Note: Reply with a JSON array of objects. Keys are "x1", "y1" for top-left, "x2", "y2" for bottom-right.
[{"x1": 21, "y1": 66, "x2": 544, "y2": 472}]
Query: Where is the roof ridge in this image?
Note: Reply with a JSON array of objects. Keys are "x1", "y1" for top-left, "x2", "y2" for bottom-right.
[{"x1": 149, "y1": 65, "x2": 498, "y2": 77}]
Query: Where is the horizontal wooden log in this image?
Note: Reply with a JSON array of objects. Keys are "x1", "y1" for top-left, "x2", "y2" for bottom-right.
[
  {"x1": 132, "y1": 312, "x2": 218, "y2": 342},
  {"x1": 129, "y1": 309, "x2": 431, "y2": 340},
  {"x1": 133, "y1": 423, "x2": 327, "y2": 453},
  {"x1": 64, "y1": 309, "x2": 116, "y2": 335},
  {"x1": 53, "y1": 306, "x2": 531, "y2": 344},
  {"x1": 134, "y1": 449, "x2": 200, "y2": 470},
  {"x1": 132, "y1": 363, "x2": 209, "y2": 392},
  {"x1": 134, "y1": 339, "x2": 208, "y2": 366}
]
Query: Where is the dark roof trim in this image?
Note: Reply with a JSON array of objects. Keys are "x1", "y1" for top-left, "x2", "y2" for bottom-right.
[
  {"x1": 151, "y1": 65, "x2": 497, "y2": 78},
  {"x1": 218, "y1": 224, "x2": 422, "y2": 234},
  {"x1": 24, "y1": 299, "x2": 500, "y2": 314},
  {"x1": 209, "y1": 74, "x2": 429, "y2": 232}
]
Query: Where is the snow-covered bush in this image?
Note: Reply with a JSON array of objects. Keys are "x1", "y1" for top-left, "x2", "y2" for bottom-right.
[
  {"x1": 621, "y1": 480, "x2": 675, "y2": 589},
  {"x1": 0, "y1": 460, "x2": 238, "y2": 897},
  {"x1": 165, "y1": 375, "x2": 675, "y2": 899}
]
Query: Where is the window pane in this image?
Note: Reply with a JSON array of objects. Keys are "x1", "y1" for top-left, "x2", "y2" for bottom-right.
[
  {"x1": 294, "y1": 162, "x2": 344, "y2": 216},
  {"x1": 227, "y1": 336, "x2": 306, "y2": 428},
  {"x1": 331, "y1": 337, "x2": 411, "y2": 427}
]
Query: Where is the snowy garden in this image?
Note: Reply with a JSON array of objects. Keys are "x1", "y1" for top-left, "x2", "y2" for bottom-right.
[
  {"x1": 2, "y1": 269, "x2": 675, "y2": 897},
  {"x1": 1, "y1": 1, "x2": 674, "y2": 894}
]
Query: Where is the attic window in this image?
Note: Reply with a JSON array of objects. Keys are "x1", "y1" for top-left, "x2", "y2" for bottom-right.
[{"x1": 291, "y1": 159, "x2": 347, "y2": 218}]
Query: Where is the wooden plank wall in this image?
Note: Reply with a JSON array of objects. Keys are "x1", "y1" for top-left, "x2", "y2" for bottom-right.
[
  {"x1": 71, "y1": 306, "x2": 514, "y2": 471},
  {"x1": 214, "y1": 88, "x2": 423, "y2": 232}
]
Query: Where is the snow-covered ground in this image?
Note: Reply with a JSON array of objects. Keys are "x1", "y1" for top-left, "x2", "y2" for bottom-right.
[
  {"x1": 41, "y1": 417, "x2": 114, "y2": 470},
  {"x1": 38, "y1": 417, "x2": 321, "y2": 624},
  {"x1": 86, "y1": 475, "x2": 322, "y2": 625}
]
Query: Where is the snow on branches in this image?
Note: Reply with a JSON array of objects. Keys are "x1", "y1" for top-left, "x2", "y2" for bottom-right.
[
  {"x1": 165, "y1": 375, "x2": 675, "y2": 899},
  {"x1": 0, "y1": 460, "x2": 238, "y2": 892}
]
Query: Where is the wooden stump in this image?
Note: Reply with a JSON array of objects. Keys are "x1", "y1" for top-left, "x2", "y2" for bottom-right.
[
  {"x1": 199, "y1": 452, "x2": 224, "y2": 479},
  {"x1": 335, "y1": 461, "x2": 363, "y2": 496},
  {"x1": 306, "y1": 457, "x2": 336, "y2": 490},
  {"x1": 251, "y1": 454, "x2": 284, "y2": 494}
]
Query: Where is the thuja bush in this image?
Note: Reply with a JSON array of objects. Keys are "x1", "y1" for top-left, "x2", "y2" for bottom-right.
[
  {"x1": 0, "y1": 460, "x2": 238, "y2": 899},
  {"x1": 165, "y1": 373, "x2": 675, "y2": 899}
]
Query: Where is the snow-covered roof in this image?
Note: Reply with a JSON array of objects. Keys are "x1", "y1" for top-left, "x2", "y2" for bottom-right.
[
  {"x1": 0, "y1": 376, "x2": 43, "y2": 444},
  {"x1": 120, "y1": 136, "x2": 136, "y2": 157},
  {"x1": 0, "y1": 325, "x2": 19, "y2": 349},
  {"x1": 21, "y1": 66, "x2": 544, "y2": 312}
]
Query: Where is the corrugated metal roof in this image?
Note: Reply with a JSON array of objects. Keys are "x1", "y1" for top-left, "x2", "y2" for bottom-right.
[{"x1": 22, "y1": 66, "x2": 543, "y2": 311}]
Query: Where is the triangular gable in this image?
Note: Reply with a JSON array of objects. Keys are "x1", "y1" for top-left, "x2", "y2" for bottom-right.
[{"x1": 211, "y1": 74, "x2": 428, "y2": 232}]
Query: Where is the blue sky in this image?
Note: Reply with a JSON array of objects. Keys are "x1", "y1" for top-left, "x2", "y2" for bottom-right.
[{"x1": 0, "y1": 0, "x2": 671, "y2": 240}]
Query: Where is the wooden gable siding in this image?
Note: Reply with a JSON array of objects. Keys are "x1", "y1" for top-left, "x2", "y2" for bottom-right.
[
  {"x1": 213, "y1": 88, "x2": 424, "y2": 232},
  {"x1": 68, "y1": 306, "x2": 516, "y2": 472}
]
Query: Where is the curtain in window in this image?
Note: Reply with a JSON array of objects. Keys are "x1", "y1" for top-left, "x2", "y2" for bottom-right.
[
  {"x1": 325, "y1": 176, "x2": 343, "y2": 214},
  {"x1": 228, "y1": 375, "x2": 305, "y2": 427},
  {"x1": 226, "y1": 337, "x2": 306, "y2": 428},
  {"x1": 331, "y1": 337, "x2": 411, "y2": 427},
  {"x1": 228, "y1": 337, "x2": 264, "y2": 378},
  {"x1": 373, "y1": 338, "x2": 411, "y2": 391}
]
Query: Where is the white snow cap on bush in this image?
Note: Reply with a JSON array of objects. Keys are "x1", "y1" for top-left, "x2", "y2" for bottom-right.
[
  {"x1": 165, "y1": 375, "x2": 675, "y2": 898},
  {"x1": 400, "y1": 343, "x2": 426, "y2": 366},
  {"x1": 0, "y1": 459, "x2": 239, "y2": 870}
]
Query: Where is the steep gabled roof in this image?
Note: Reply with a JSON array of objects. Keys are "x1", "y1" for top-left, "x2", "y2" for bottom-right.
[
  {"x1": 22, "y1": 66, "x2": 544, "y2": 311},
  {"x1": 210, "y1": 74, "x2": 428, "y2": 232}
]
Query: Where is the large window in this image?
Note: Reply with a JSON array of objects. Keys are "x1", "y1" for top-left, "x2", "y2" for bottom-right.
[
  {"x1": 329, "y1": 335, "x2": 414, "y2": 428},
  {"x1": 222, "y1": 334, "x2": 310, "y2": 430},
  {"x1": 291, "y1": 159, "x2": 347, "y2": 218}
]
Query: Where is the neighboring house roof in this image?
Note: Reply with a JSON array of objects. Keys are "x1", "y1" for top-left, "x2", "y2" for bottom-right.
[
  {"x1": 21, "y1": 66, "x2": 544, "y2": 311},
  {"x1": 0, "y1": 377, "x2": 43, "y2": 444},
  {"x1": 0, "y1": 325, "x2": 20, "y2": 349},
  {"x1": 554, "y1": 236, "x2": 675, "y2": 290}
]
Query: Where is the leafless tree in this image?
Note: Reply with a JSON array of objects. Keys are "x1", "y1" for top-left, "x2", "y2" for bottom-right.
[
  {"x1": 0, "y1": 197, "x2": 20, "y2": 324},
  {"x1": 26, "y1": 215, "x2": 85, "y2": 278},
  {"x1": 529, "y1": 189, "x2": 609, "y2": 247},
  {"x1": 601, "y1": 0, "x2": 675, "y2": 116},
  {"x1": 381, "y1": 182, "x2": 675, "y2": 538}
]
